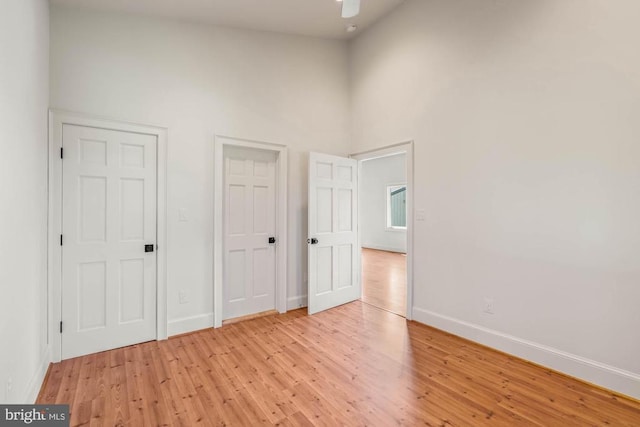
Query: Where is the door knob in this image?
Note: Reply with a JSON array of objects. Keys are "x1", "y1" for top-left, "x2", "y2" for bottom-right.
[
  {"x1": 268, "y1": 237, "x2": 276, "y2": 244},
  {"x1": 145, "y1": 244, "x2": 155, "y2": 252},
  {"x1": 307, "y1": 238, "x2": 318, "y2": 245}
]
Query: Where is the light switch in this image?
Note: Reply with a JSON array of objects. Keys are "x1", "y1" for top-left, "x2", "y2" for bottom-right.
[
  {"x1": 178, "y1": 208, "x2": 188, "y2": 222},
  {"x1": 416, "y1": 209, "x2": 426, "y2": 221}
]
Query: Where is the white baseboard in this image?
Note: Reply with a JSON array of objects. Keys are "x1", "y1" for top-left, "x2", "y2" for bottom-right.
[
  {"x1": 287, "y1": 295, "x2": 307, "y2": 311},
  {"x1": 25, "y1": 346, "x2": 51, "y2": 403},
  {"x1": 412, "y1": 307, "x2": 640, "y2": 400},
  {"x1": 168, "y1": 313, "x2": 214, "y2": 337},
  {"x1": 362, "y1": 245, "x2": 406, "y2": 253}
]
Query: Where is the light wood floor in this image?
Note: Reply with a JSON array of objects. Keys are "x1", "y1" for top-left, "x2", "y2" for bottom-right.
[
  {"x1": 361, "y1": 248, "x2": 406, "y2": 316},
  {"x1": 38, "y1": 302, "x2": 640, "y2": 426}
]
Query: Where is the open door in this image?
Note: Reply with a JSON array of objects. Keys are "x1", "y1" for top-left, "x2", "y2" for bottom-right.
[{"x1": 308, "y1": 152, "x2": 359, "y2": 314}]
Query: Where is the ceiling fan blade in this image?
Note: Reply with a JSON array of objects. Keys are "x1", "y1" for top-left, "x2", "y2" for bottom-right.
[{"x1": 342, "y1": 0, "x2": 360, "y2": 18}]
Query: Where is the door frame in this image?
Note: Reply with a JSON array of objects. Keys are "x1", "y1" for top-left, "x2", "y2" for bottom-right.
[
  {"x1": 350, "y1": 141, "x2": 414, "y2": 320},
  {"x1": 48, "y1": 110, "x2": 169, "y2": 362},
  {"x1": 213, "y1": 135, "x2": 288, "y2": 328}
]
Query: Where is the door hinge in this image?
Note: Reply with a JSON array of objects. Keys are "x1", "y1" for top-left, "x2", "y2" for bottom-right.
[
  {"x1": 60, "y1": 234, "x2": 63, "y2": 246},
  {"x1": 60, "y1": 147, "x2": 64, "y2": 159},
  {"x1": 59, "y1": 321, "x2": 63, "y2": 334}
]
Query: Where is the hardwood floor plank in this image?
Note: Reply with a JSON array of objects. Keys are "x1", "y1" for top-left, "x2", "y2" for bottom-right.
[
  {"x1": 276, "y1": 411, "x2": 315, "y2": 427},
  {"x1": 40, "y1": 361, "x2": 64, "y2": 403},
  {"x1": 166, "y1": 337, "x2": 216, "y2": 426},
  {"x1": 361, "y1": 248, "x2": 406, "y2": 316},
  {"x1": 38, "y1": 301, "x2": 640, "y2": 426},
  {"x1": 107, "y1": 348, "x2": 129, "y2": 426}
]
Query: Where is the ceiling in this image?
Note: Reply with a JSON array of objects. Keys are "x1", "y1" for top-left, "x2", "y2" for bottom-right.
[{"x1": 50, "y1": 0, "x2": 405, "y2": 40}]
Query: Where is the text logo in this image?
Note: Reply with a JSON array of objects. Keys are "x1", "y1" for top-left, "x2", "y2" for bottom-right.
[{"x1": 0, "y1": 405, "x2": 69, "y2": 427}]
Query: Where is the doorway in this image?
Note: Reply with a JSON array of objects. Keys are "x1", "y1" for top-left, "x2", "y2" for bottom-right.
[
  {"x1": 306, "y1": 143, "x2": 414, "y2": 319},
  {"x1": 222, "y1": 146, "x2": 277, "y2": 320},
  {"x1": 49, "y1": 111, "x2": 168, "y2": 362},
  {"x1": 213, "y1": 136, "x2": 288, "y2": 327},
  {"x1": 352, "y1": 143, "x2": 413, "y2": 319},
  {"x1": 359, "y1": 153, "x2": 407, "y2": 316}
]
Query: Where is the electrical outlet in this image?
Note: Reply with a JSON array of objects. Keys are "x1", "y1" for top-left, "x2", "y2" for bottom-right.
[
  {"x1": 178, "y1": 208, "x2": 188, "y2": 222},
  {"x1": 483, "y1": 298, "x2": 494, "y2": 314},
  {"x1": 6, "y1": 378, "x2": 13, "y2": 401},
  {"x1": 179, "y1": 291, "x2": 189, "y2": 304}
]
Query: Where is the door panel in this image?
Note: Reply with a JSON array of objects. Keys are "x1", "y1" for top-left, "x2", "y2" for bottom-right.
[
  {"x1": 119, "y1": 258, "x2": 145, "y2": 323},
  {"x1": 223, "y1": 146, "x2": 277, "y2": 320},
  {"x1": 308, "y1": 152, "x2": 359, "y2": 314},
  {"x1": 62, "y1": 124, "x2": 157, "y2": 359},
  {"x1": 337, "y1": 244, "x2": 353, "y2": 289},
  {"x1": 77, "y1": 261, "x2": 107, "y2": 330},
  {"x1": 120, "y1": 178, "x2": 145, "y2": 240},
  {"x1": 78, "y1": 176, "x2": 107, "y2": 242}
]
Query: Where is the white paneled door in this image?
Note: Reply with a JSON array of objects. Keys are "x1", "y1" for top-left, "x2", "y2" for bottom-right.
[
  {"x1": 223, "y1": 146, "x2": 277, "y2": 320},
  {"x1": 308, "y1": 152, "x2": 359, "y2": 314},
  {"x1": 61, "y1": 124, "x2": 157, "y2": 359}
]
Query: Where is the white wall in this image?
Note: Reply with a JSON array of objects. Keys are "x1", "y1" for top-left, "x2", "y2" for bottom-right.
[
  {"x1": 0, "y1": 0, "x2": 50, "y2": 403},
  {"x1": 50, "y1": 6, "x2": 350, "y2": 330},
  {"x1": 360, "y1": 154, "x2": 406, "y2": 252},
  {"x1": 350, "y1": 0, "x2": 640, "y2": 398}
]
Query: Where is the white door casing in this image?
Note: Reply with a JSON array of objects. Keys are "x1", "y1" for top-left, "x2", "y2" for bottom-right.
[
  {"x1": 61, "y1": 124, "x2": 157, "y2": 359},
  {"x1": 223, "y1": 146, "x2": 277, "y2": 320},
  {"x1": 308, "y1": 152, "x2": 360, "y2": 314}
]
